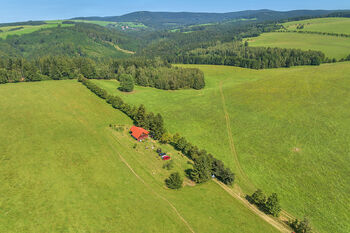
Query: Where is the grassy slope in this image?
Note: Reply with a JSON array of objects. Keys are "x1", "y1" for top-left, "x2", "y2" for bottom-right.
[
  {"x1": 246, "y1": 32, "x2": 350, "y2": 60},
  {"x1": 0, "y1": 22, "x2": 73, "y2": 39},
  {"x1": 93, "y1": 62, "x2": 350, "y2": 233},
  {"x1": 71, "y1": 20, "x2": 148, "y2": 29},
  {"x1": 0, "y1": 80, "x2": 277, "y2": 233},
  {"x1": 283, "y1": 17, "x2": 350, "y2": 35}
]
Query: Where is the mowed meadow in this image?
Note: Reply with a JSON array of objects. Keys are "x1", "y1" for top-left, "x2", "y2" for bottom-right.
[
  {"x1": 0, "y1": 21, "x2": 73, "y2": 39},
  {"x1": 0, "y1": 80, "x2": 278, "y2": 233},
  {"x1": 246, "y1": 17, "x2": 350, "y2": 60},
  {"x1": 93, "y1": 62, "x2": 350, "y2": 233},
  {"x1": 246, "y1": 32, "x2": 350, "y2": 60},
  {"x1": 283, "y1": 17, "x2": 350, "y2": 35}
]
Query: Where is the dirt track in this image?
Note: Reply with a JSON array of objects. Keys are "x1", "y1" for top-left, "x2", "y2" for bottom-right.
[
  {"x1": 213, "y1": 179, "x2": 291, "y2": 233},
  {"x1": 218, "y1": 81, "x2": 292, "y2": 233},
  {"x1": 109, "y1": 134, "x2": 195, "y2": 233}
]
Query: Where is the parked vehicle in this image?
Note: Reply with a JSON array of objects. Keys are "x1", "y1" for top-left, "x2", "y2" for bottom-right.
[{"x1": 161, "y1": 155, "x2": 171, "y2": 160}]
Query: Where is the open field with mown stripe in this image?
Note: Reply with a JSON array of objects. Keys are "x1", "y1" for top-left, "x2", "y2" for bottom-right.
[
  {"x1": 0, "y1": 80, "x2": 279, "y2": 233},
  {"x1": 93, "y1": 62, "x2": 350, "y2": 233},
  {"x1": 0, "y1": 22, "x2": 73, "y2": 39},
  {"x1": 283, "y1": 17, "x2": 350, "y2": 35},
  {"x1": 246, "y1": 32, "x2": 350, "y2": 60}
]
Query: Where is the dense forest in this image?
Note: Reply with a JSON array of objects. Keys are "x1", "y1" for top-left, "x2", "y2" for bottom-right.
[
  {"x1": 112, "y1": 58, "x2": 205, "y2": 90},
  {"x1": 0, "y1": 56, "x2": 205, "y2": 90},
  {"x1": 137, "y1": 23, "x2": 281, "y2": 58},
  {"x1": 166, "y1": 41, "x2": 326, "y2": 69}
]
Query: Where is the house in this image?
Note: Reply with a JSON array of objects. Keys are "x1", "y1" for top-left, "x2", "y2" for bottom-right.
[{"x1": 130, "y1": 126, "x2": 149, "y2": 141}]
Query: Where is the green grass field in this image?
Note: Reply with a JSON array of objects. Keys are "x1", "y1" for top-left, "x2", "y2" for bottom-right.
[
  {"x1": 283, "y1": 17, "x2": 350, "y2": 35},
  {"x1": 0, "y1": 22, "x2": 73, "y2": 39},
  {"x1": 0, "y1": 80, "x2": 278, "y2": 233},
  {"x1": 246, "y1": 32, "x2": 350, "y2": 60},
  {"x1": 93, "y1": 62, "x2": 350, "y2": 233}
]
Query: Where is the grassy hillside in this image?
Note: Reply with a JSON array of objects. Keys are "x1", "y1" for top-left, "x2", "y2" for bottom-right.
[
  {"x1": 0, "y1": 23, "x2": 137, "y2": 59},
  {"x1": 71, "y1": 20, "x2": 147, "y2": 30},
  {"x1": 246, "y1": 32, "x2": 350, "y2": 60},
  {"x1": 283, "y1": 17, "x2": 350, "y2": 35},
  {"x1": 0, "y1": 21, "x2": 73, "y2": 39},
  {"x1": 0, "y1": 80, "x2": 278, "y2": 233},
  {"x1": 93, "y1": 62, "x2": 350, "y2": 233},
  {"x1": 72, "y1": 10, "x2": 336, "y2": 29}
]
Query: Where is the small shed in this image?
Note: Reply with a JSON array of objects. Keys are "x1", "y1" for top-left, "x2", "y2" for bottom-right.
[{"x1": 130, "y1": 126, "x2": 149, "y2": 141}]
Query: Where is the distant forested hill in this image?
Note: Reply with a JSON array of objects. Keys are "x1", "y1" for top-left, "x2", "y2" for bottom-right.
[
  {"x1": 0, "y1": 23, "x2": 138, "y2": 59},
  {"x1": 72, "y1": 10, "x2": 341, "y2": 29}
]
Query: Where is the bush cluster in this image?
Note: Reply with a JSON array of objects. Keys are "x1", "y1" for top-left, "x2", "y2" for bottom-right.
[
  {"x1": 165, "y1": 172, "x2": 183, "y2": 189},
  {"x1": 249, "y1": 189, "x2": 281, "y2": 217},
  {"x1": 289, "y1": 217, "x2": 312, "y2": 233}
]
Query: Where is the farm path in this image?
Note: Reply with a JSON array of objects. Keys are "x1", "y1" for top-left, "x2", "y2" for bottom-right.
[
  {"x1": 219, "y1": 80, "x2": 254, "y2": 189},
  {"x1": 218, "y1": 80, "x2": 294, "y2": 232},
  {"x1": 108, "y1": 132, "x2": 196, "y2": 233},
  {"x1": 213, "y1": 179, "x2": 291, "y2": 233}
]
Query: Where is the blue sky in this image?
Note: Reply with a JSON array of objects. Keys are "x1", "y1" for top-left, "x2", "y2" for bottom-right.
[{"x1": 0, "y1": 0, "x2": 349, "y2": 23}]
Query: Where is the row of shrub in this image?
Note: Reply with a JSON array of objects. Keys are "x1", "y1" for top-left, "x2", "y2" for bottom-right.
[
  {"x1": 79, "y1": 76, "x2": 235, "y2": 185},
  {"x1": 280, "y1": 29, "x2": 350, "y2": 38}
]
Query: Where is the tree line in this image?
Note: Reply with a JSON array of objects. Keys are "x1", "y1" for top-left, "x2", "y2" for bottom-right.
[
  {"x1": 79, "y1": 77, "x2": 234, "y2": 185},
  {"x1": 0, "y1": 56, "x2": 205, "y2": 90},
  {"x1": 166, "y1": 41, "x2": 325, "y2": 69},
  {"x1": 279, "y1": 29, "x2": 350, "y2": 38}
]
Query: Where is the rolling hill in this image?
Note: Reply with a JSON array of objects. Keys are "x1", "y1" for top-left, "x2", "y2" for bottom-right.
[
  {"x1": 72, "y1": 10, "x2": 340, "y2": 29},
  {"x1": 0, "y1": 22, "x2": 138, "y2": 59},
  {"x1": 282, "y1": 17, "x2": 350, "y2": 35},
  {"x1": 0, "y1": 80, "x2": 282, "y2": 233},
  {"x1": 92, "y1": 62, "x2": 350, "y2": 233},
  {"x1": 245, "y1": 17, "x2": 350, "y2": 60},
  {"x1": 246, "y1": 32, "x2": 350, "y2": 60}
]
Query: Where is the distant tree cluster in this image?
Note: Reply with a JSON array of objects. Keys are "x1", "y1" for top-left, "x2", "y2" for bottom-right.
[
  {"x1": 167, "y1": 42, "x2": 325, "y2": 69},
  {"x1": 112, "y1": 58, "x2": 205, "y2": 90},
  {"x1": 8, "y1": 27, "x2": 24, "y2": 32},
  {"x1": 249, "y1": 189, "x2": 281, "y2": 217}
]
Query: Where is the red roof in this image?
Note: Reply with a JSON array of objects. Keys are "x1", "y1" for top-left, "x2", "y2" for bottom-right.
[{"x1": 130, "y1": 126, "x2": 149, "y2": 140}]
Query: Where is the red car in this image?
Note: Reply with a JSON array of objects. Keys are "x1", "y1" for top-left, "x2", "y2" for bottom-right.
[{"x1": 162, "y1": 155, "x2": 171, "y2": 160}]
